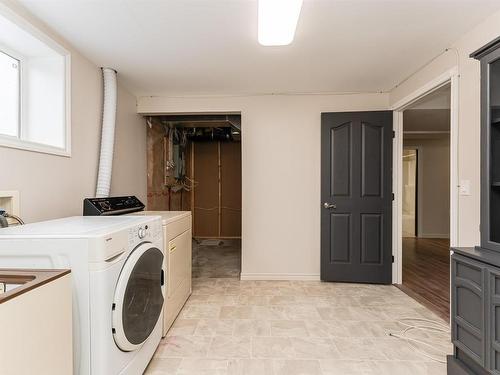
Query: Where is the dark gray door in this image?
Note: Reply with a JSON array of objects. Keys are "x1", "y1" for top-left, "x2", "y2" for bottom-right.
[{"x1": 321, "y1": 111, "x2": 393, "y2": 284}]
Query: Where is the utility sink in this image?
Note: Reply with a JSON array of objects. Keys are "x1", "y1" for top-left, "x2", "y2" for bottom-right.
[{"x1": 0, "y1": 269, "x2": 70, "y2": 304}]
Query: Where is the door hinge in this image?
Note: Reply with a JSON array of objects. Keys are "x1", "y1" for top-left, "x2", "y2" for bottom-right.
[
  {"x1": 392, "y1": 193, "x2": 395, "y2": 201},
  {"x1": 392, "y1": 255, "x2": 394, "y2": 263},
  {"x1": 392, "y1": 130, "x2": 395, "y2": 138}
]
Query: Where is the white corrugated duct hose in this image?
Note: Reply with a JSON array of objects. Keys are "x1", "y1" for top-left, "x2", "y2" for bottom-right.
[{"x1": 95, "y1": 67, "x2": 117, "y2": 198}]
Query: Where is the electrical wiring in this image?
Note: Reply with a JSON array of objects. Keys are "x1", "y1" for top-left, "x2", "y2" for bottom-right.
[
  {"x1": 181, "y1": 176, "x2": 198, "y2": 191},
  {"x1": 388, "y1": 317, "x2": 450, "y2": 364}
]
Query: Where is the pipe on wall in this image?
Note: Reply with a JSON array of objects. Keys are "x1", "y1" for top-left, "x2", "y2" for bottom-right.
[{"x1": 95, "y1": 68, "x2": 117, "y2": 198}]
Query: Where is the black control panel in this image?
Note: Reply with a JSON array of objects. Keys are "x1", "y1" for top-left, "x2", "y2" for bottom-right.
[{"x1": 83, "y1": 196, "x2": 145, "y2": 216}]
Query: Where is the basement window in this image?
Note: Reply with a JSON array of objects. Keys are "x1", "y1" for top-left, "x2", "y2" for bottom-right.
[
  {"x1": 0, "y1": 50, "x2": 19, "y2": 137},
  {"x1": 0, "y1": 5, "x2": 71, "y2": 156}
]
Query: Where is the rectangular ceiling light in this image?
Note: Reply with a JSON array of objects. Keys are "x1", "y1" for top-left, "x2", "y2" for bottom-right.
[{"x1": 258, "y1": 0, "x2": 303, "y2": 46}]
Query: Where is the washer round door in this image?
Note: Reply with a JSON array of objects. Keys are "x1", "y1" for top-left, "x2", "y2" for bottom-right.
[{"x1": 112, "y1": 242, "x2": 164, "y2": 352}]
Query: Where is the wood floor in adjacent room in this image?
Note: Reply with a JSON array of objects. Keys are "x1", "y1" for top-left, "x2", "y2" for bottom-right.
[{"x1": 398, "y1": 238, "x2": 450, "y2": 322}]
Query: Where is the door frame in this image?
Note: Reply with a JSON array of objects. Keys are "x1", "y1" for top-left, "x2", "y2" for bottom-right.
[{"x1": 390, "y1": 67, "x2": 459, "y2": 284}]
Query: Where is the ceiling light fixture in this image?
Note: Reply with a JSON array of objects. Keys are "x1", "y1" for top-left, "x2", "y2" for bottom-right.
[{"x1": 258, "y1": 0, "x2": 303, "y2": 46}]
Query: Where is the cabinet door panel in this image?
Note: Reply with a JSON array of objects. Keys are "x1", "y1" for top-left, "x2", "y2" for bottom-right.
[
  {"x1": 488, "y1": 266, "x2": 500, "y2": 374},
  {"x1": 451, "y1": 254, "x2": 487, "y2": 367},
  {"x1": 168, "y1": 229, "x2": 192, "y2": 298}
]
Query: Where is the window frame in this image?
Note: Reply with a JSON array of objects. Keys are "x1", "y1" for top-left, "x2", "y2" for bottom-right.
[
  {"x1": 0, "y1": 45, "x2": 22, "y2": 139},
  {"x1": 0, "y1": 3, "x2": 72, "y2": 157}
]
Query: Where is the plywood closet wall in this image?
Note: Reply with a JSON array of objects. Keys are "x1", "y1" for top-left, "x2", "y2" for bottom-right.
[
  {"x1": 146, "y1": 119, "x2": 241, "y2": 238},
  {"x1": 193, "y1": 141, "x2": 242, "y2": 238}
]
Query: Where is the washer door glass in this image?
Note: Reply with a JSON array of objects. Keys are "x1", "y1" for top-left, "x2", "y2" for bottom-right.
[{"x1": 113, "y1": 244, "x2": 164, "y2": 351}]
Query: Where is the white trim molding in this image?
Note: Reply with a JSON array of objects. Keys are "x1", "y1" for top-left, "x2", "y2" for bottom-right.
[
  {"x1": 0, "y1": 2, "x2": 72, "y2": 157},
  {"x1": 390, "y1": 68, "x2": 458, "y2": 111},
  {"x1": 391, "y1": 67, "x2": 459, "y2": 285},
  {"x1": 240, "y1": 273, "x2": 321, "y2": 281}
]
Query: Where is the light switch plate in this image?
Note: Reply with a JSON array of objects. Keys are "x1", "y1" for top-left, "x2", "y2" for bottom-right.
[{"x1": 459, "y1": 180, "x2": 471, "y2": 196}]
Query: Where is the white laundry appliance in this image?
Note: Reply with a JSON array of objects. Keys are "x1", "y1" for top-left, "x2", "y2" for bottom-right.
[
  {"x1": 83, "y1": 197, "x2": 192, "y2": 336},
  {"x1": 132, "y1": 210, "x2": 192, "y2": 335},
  {"x1": 0, "y1": 215, "x2": 164, "y2": 375}
]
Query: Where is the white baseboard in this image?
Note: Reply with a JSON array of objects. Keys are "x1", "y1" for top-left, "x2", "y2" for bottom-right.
[
  {"x1": 418, "y1": 233, "x2": 450, "y2": 239},
  {"x1": 240, "y1": 273, "x2": 321, "y2": 281}
]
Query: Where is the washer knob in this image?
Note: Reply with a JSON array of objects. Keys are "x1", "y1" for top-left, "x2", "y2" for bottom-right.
[{"x1": 138, "y1": 227, "x2": 146, "y2": 239}]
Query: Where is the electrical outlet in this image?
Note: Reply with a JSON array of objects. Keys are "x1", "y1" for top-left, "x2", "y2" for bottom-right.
[
  {"x1": 0, "y1": 191, "x2": 20, "y2": 226},
  {"x1": 459, "y1": 180, "x2": 471, "y2": 196},
  {"x1": 0, "y1": 283, "x2": 5, "y2": 294},
  {"x1": 0, "y1": 191, "x2": 19, "y2": 217}
]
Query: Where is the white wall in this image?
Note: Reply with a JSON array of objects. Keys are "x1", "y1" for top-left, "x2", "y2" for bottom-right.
[
  {"x1": 138, "y1": 93, "x2": 389, "y2": 279},
  {"x1": 390, "y1": 9, "x2": 500, "y2": 246},
  {"x1": 0, "y1": 1, "x2": 146, "y2": 223},
  {"x1": 404, "y1": 137, "x2": 450, "y2": 238},
  {"x1": 139, "y1": 8, "x2": 500, "y2": 278},
  {"x1": 111, "y1": 84, "x2": 147, "y2": 199}
]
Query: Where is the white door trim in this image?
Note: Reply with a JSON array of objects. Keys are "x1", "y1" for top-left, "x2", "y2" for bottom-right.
[{"x1": 391, "y1": 67, "x2": 459, "y2": 284}]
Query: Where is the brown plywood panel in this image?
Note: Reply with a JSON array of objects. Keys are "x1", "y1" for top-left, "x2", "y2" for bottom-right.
[
  {"x1": 147, "y1": 121, "x2": 166, "y2": 193},
  {"x1": 193, "y1": 142, "x2": 219, "y2": 237},
  {"x1": 148, "y1": 191, "x2": 169, "y2": 211},
  {"x1": 220, "y1": 141, "x2": 242, "y2": 237},
  {"x1": 169, "y1": 190, "x2": 182, "y2": 210},
  {"x1": 147, "y1": 120, "x2": 169, "y2": 210}
]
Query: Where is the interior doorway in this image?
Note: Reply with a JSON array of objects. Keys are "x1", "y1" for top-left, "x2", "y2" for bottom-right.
[
  {"x1": 145, "y1": 114, "x2": 242, "y2": 279},
  {"x1": 397, "y1": 84, "x2": 451, "y2": 321},
  {"x1": 402, "y1": 148, "x2": 418, "y2": 238}
]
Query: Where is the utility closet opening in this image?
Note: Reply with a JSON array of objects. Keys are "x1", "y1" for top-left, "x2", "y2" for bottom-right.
[
  {"x1": 399, "y1": 84, "x2": 451, "y2": 322},
  {"x1": 145, "y1": 114, "x2": 242, "y2": 279}
]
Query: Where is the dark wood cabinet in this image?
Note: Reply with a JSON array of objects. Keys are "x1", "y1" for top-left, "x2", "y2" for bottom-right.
[
  {"x1": 480, "y1": 44, "x2": 500, "y2": 252},
  {"x1": 488, "y1": 267, "x2": 500, "y2": 374},
  {"x1": 450, "y1": 248, "x2": 500, "y2": 374},
  {"x1": 448, "y1": 37, "x2": 500, "y2": 374},
  {"x1": 451, "y1": 254, "x2": 487, "y2": 367}
]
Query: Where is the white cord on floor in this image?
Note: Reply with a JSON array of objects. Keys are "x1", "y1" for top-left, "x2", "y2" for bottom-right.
[{"x1": 388, "y1": 317, "x2": 450, "y2": 364}]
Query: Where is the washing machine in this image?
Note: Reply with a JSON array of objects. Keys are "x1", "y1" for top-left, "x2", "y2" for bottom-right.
[
  {"x1": 0, "y1": 215, "x2": 164, "y2": 375},
  {"x1": 132, "y1": 210, "x2": 192, "y2": 336},
  {"x1": 83, "y1": 197, "x2": 192, "y2": 336}
]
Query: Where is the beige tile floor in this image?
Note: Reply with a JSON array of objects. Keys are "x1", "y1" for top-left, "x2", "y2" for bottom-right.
[
  {"x1": 192, "y1": 240, "x2": 241, "y2": 279},
  {"x1": 145, "y1": 242, "x2": 451, "y2": 374},
  {"x1": 146, "y1": 278, "x2": 452, "y2": 375}
]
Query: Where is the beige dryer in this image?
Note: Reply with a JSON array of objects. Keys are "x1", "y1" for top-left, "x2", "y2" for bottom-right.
[{"x1": 133, "y1": 211, "x2": 192, "y2": 336}]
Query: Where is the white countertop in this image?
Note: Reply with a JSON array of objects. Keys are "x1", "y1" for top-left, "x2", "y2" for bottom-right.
[
  {"x1": 0, "y1": 215, "x2": 161, "y2": 238},
  {"x1": 132, "y1": 211, "x2": 191, "y2": 225}
]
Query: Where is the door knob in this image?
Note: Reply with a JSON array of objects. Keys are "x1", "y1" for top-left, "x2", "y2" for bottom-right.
[{"x1": 323, "y1": 202, "x2": 336, "y2": 209}]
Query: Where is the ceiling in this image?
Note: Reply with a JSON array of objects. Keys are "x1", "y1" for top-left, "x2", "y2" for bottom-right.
[
  {"x1": 403, "y1": 83, "x2": 451, "y2": 137},
  {"x1": 409, "y1": 84, "x2": 451, "y2": 110},
  {"x1": 404, "y1": 109, "x2": 450, "y2": 135},
  {"x1": 16, "y1": 0, "x2": 500, "y2": 96}
]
